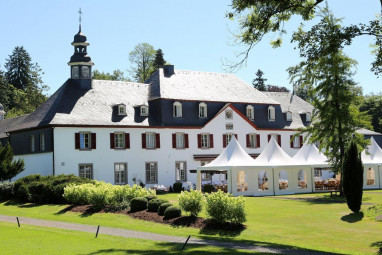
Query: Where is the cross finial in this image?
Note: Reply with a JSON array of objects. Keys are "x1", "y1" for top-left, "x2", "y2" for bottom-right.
[{"x1": 78, "y1": 8, "x2": 82, "y2": 31}]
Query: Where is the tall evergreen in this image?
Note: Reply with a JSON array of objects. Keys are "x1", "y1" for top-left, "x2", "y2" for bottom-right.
[
  {"x1": 0, "y1": 143, "x2": 25, "y2": 182},
  {"x1": 342, "y1": 140, "x2": 364, "y2": 213},
  {"x1": 153, "y1": 49, "x2": 166, "y2": 70},
  {"x1": 252, "y1": 69, "x2": 267, "y2": 91},
  {"x1": 0, "y1": 69, "x2": 12, "y2": 111}
]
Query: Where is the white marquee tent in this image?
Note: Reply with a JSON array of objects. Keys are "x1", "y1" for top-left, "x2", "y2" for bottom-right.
[{"x1": 361, "y1": 137, "x2": 382, "y2": 189}]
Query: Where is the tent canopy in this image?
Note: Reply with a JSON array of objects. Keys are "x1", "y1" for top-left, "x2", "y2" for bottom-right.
[
  {"x1": 361, "y1": 137, "x2": 382, "y2": 164},
  {"x1": 293, "y1": 142, "x2": 329, "y2": 167}
]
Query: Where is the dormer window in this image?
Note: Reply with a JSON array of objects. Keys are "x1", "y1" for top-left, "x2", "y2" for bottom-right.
[
  {"x1": 118, "y1": 104, "x2": 126, "y2": 115},
  {"x1": 286, "y1": 111, "x2": 292, "y2": 121},
  {"x1": 306, "y1": 112, "x2": 311, "y2": 122},
  {"x1": 72, "y1": 66, "x2": 79, "y2": 79},
  {"x1": 199, "y1": 103, "x2": 207, "y2": 118},
  {"x1": 140, "y1": 105, "x2": 148, "y2": 116},
  {"x1": 246, "y1": 105, "x2": 254, "y2": 120},
  {"x1": 268, "y1": 106, "x2": 275, "y2": 121},
  {"x1": 173, "y1": 101, "x2": 182, "y2": 117},
  {"x1": 82, "y1": 66, "x2": 90, "y2": 78}
]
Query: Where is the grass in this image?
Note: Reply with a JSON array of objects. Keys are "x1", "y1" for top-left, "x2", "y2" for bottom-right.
[
  {"x1": 1, "y1": 191, "x2": 382, "y2": 254},
  {"x1": 0, "y1": 222, "x2": 258, "y2": 255},
  {"x1": 364, "y1": 203, "x2": 382, "y2": 221}
]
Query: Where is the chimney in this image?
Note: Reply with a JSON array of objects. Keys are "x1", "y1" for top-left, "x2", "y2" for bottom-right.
[{"x1": 163, "y1": 65, "x2": 175, "y2": 77}]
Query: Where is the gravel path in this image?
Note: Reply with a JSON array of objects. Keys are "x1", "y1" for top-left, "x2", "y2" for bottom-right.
[{"x1": 0, "y1": 214, "x2": 338, "y2": 255}]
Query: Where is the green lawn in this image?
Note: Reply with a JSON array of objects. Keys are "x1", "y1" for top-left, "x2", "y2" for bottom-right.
[{"x1": 1, "y1": 191, "x2": 381, "y2": 254}]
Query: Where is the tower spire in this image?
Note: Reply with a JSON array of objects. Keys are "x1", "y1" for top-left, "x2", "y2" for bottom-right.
[{"x1": 78, "y1": 8, "x2": 82, "y2": 31}]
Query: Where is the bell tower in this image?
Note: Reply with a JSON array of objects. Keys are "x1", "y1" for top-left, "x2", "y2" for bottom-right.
[{"x1": 68, "y1": 9, "x2": 94, "y2": 90}]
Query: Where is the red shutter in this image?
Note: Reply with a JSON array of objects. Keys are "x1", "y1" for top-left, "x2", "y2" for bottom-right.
[
  {"x1": 223, "y1": 134, "x2": 227, "y2": 148},
  {"x1": 268, "y1": 134, "x2": 271, "y2": 142},
  {"x1": 256, "y1": 134, "x2": 261, "y2": 148},
  {"x1": 277, "y1": 135, "x2": 281, "y2": 146},
  {"x1": 75, "y1": 133, "x2": 80, "y2": 149},
  {"x1": 290, "y1": 135, "x2": 294, "y2": 148},
  {"x1": 185, "y1": 134, "x2": 189, "y2": 148},
  {"x1": 142, "y1": 133, "x2": 146, "y2": 148},
  {"x1": 299, "y1": 135, "x2": 303, "y2": 148},
  {"x1": 246, "y1": 134, "x2": 250, "y2": 148},
  {"x1": 234, "y1": 134, "x2": 238, "y2": 140},
  {"x1": 172, "y1": 133, "x2": 176, "y2": 148},
  {"x1": 91, "y1": 133, "x2": 96, "y2": 149},
  {"x1": 155, "y1": 133, "x2": 160, "y2": 148},
  {"x1": 110, "y1": 133, "x2": 115, "y2": 149},
  {"x1": 197, "y1": 134, "x2": 201, "y2": 148},
  {"x1": 125, "y1": 133, "x2": 130, "y2": 149},
  {"x1": 209, "y1": 134, "x2": 214, "y2": 148}
]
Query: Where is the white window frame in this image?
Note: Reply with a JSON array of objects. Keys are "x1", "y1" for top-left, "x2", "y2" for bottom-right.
[
  {"x1": 201, "y1": 133, "x2": 210, "y2": 148},
  {"x1": 314, "y1": 169, "x2": 322, "y2": 177},
  {"x1": 225, "y1": 133, "x2": 233, "y2": 147},
  {"x1": 293, "y1": 135, "x2": 300, "y2": 148},
  {"x1": 176, "y1": 133, "x2": 185, "y2": 149},
  {"x1": 80, "y1": 132, "x2": 91, "y2": 150},
  {"x1": 246, "y1": 105, "x2": 254, "y2": 120},
  {"x1": 79, "y1": 164, "x2": 93, "y2": 179},
  {"x1": 306, "y1": 112, "x2": 311, "y2": 122},
  {"x1": 30, "y1": 135, "x2": 35, "y2": 152},
  {"x1": 115, "y1": 132, "x2": 126, "y2": 149},
  {"x1": 268, "y1": 106, "x2": 275, "y2": 121},
  {"x1": 140, "y1": 105, "x2": 148, "y2": 116},
  {"x1": 118, "y1": 105, "x2": 126, "y2": 115},
  {"x1": 248, "y1": 133, "x2": 257, "y2": 148},
  {"x1": 40, "y1": 133, "x2": 45, "y2": 151},
  {"x1": 146, "y1": 132, "x2": 156, "y2": 149},
  {"x1": 199, "y1": 102, "x2": 207, "y2": 118},
  {"x1": 175, "y1": 161, "x2": 187, "y2": 182},
  {"x1": 286, "y1": 111, "x2": 292, "y2": 121},
  {"x1": 114, "y1": 163, "x2": 127, "y2": 185},
  {"x1": 145, "y1": 162, "x2": 158, "y2": 184},
  {"x1": 173, "y1": 101, "x2": 182, "y2": 117}
]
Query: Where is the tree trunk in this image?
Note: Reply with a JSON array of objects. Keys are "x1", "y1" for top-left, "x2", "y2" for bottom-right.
[{"x1": 334, "y1": 73, "x2": 345, "y2": 195}]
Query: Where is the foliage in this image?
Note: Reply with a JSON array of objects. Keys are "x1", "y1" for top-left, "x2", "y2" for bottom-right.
[
  {"x1": 178, "y1": 189, "x2": 204, "y2": 217},
  {"x1": 128, "y1": 43, "x2": 156, "y2": 83},
  {"x1": 130, "y1": 197, "x2": 148, "y2": 212},
  {"x1": 158, "y1": 202, "x2": 172, "y2": 216},
  {"x1": 266, "y1": 85, "x2": 290, "y2": 92},
  {"x1": 164, "y1": 206, "x2": 182, "y2": 219},
  {"x1": 147, "y1": 198, "x2": 169, "y2": 212},
  {"x1": 205, "y1": 190, "x2": 246, "y2": 224},
  {"x1": 145, "y1": 195, "x2": 157, "y2": 201},
  {"x1": 0, "y1": 143, "x2": 25, "y2": 182},
  {"x1": 173, "y1": 182, "x2": 183, "y2": 193},
  {"x1": 343, "y1": 140, "x2": 364, "y2": 213},
  {"x1": 252, "y1": 69, "x2": 267, "y2": 91},
  {"x1": 0, "y1": 182, "x2": 14, "y2": 200},
  {"x1": 202, "y1": 184, "x2": 215, "y2": 193},
  {"x1": 152, "y1": 49, "x2": 166, "y2": 70},
  {"x1": 227, "y1": 0, "x2": 382, "y2": 75},
  {"x1": 0, "y1": 69, "x2": 12, "y2": 112},
  {"x1": 359, "y1": 93, "x2": 382, "y2": 133},
  {"x1": 92, "y1": 69, "x2": 129, "y2": 81},
  {"x1": 288, "y1": 8, "x2": 371, "y2": 175}
]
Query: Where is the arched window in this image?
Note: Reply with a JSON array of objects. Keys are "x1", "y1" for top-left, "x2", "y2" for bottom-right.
[
  {"x1": 286, "y1": 111, "x2": 292, "y2": 121},
  {"x1": 82, "y1": 66, "x2": 90, "y2": 78},
  {"x1": 268, "y1": 106, "x2": 275, "y2": 121},
  {"x1": 258, "y1": 171, "x2": 269, "y2": 191},
  {"x1": 367, "y1": 168, "x2": 375, "y2": 186},
  {"x1": 306, "y1": 112, "x2": 311, "y2": 122},
  {"x1": 246, "y1": 105, "x2": 254, "y2": 120},
  {"x1": 298, "y1": 170, "x2": 307, "y2": 189},
  {"x1": 279, "y1": 170, "x2": 288, "y2": 190},
  {"x1": 173, "y1": 101, "x2": 182, "y2": 117},
  {"x1": 199, "y1": 102, "x2": 207, "y2": 118},
  {"x1": 237, "y1": 170, "x2": 248, "y2": 192}
]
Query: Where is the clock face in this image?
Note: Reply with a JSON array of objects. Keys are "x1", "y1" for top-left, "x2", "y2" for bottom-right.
[{"x1": 225, "y1": 110, "x2": 232, "y2": 119}]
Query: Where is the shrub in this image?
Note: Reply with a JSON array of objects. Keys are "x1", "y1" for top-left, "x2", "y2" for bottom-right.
[
  {"x1": 147, "y1": 198, "x2": 169, "y2": 212},
  {"x1": 164, "y1": 206, "x2": 182, "y2": 219},
  {"x1": 205, "y1": 190, "x2": 246, "y2": 224},
  {"x1": 145, "y1": 195, "x2": 157, "y2": 202},
  {"x1": 0, "y1": 183, "x2": 14, "y2": 200},
  {"x1": 158, "y1": 203, "x2": 172, "y2": 216},
  {"x1": 178, "y1": 190, "x2": 204, "y2": 217},
  {"x1": 173, "y1": 182, "x2": 183, "y2": 193},
  {"x1": 202, "y1": 184, "x2": 215, "y2": 193},
  {"x1": 130, "y1": 197, "x2": 148, "y2": 212}
]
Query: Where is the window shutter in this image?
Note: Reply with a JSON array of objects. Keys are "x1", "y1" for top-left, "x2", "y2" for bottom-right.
[
  {"x1": 256, "y1": 134, "x2": 261, "y2": 148},
  {"x1": 290, "y1": 135, "x2": 294, "y2": 148},
  {"x1": 91, "y1": 133, "x2": 96, "y2": 149},
  {"x1": 75, "y1": 133, "x2": 80, "y2": 149},
  {"x1": 234, "y1": 134, "x2": 238, "y2": 140},
  {"x1": 246, "y1": 134, "x2": 250, "y2": 148},
  {"x1": 142, "y1": 133, "x2": 146, "y2": 148},
  {"x1": 125, "y1": 133, "x2": 130, "y2": 149},
  {"x1": 268, "y1": 134, "x2": 271, "y2": 142},
  {"x1": 172, "y1": 133, "x2": 176, "y2": 148},
  {"x1": 277, "y1": 135, "x2": 281, "y2": 146},
  {"x1": 185, "y1": 134, "x2": 189, "y2": 148},
  {"x1": 110, "y1": 133, "x2": 115, "y2": 149},
  {"x1": 223, "y1": 134, "x2": 227, "y2": 148},
  {"x1": 155, "y1": 133, "x2": 160, "y2": 148},
  {"x1": 209, "y1": 134, "x2": 214, "y2": 148},
  {"x1": 197, "y1": 134, "x2": 201, "y2": 148},
  {"x1": 299, "y1": 135, "x2": 303, "y2": 148}
]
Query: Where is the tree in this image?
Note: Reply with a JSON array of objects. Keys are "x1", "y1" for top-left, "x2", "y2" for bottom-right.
[
  {"x1": 227, "y1": 0, "x2": 382, "y2": 75},
  {"x1": 266, "y1": 85, "x2": 290, "y2": 92},
  {"x1": 92, "y1": 69, "x2": 129, "y2": 81},
  {"x1": 128, "y1": 43, "x2": 156, "y2": 83},
  {"x1": 0, "y1": 143, "x2": 24, "y2": 182},
  {"x1": 342, "y1": 140, "x2": 364, "y2": 213},
  {"x1": 0, "y1": 68, "x2": 12, "y2": 112},
  {"x1": 153, "y1": 49, "x2": 166, "y2": 70},
  {"x1": 288, "y1": 8, "x2": 371, "y2": 180},
  {"x1": 252, "y1": 69, "x2": 267, "y2": 91},
  {"x1": 359, "y1": 93, "x2": 382, "y2": 133}
]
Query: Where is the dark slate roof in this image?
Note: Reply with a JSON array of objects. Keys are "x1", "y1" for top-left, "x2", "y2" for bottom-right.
[
  {"x1": 0, "y1": 115, "x2": 30, "y2": 138},
  {"x1": 146, "y1": 69, "x2": 279, "y2": 105},
  {"x1": 264, "y1": 92, "x2": 314, "y2": 129}
]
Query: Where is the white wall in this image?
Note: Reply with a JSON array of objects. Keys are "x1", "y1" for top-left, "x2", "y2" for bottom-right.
[{"x1": 12, "y1": 152, "x2": 53, "y2": 180}]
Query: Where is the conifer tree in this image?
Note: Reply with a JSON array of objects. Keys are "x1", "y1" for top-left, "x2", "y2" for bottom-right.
[
  {"x1": 252, "y1": 69, "x2": 267, "y2": 91},
  {"x1": 153, "y1": 49, "x2": 166, "y2": 70},
  {"x1": 0, "y1": 143, "x2": 25, "y2": 182}
]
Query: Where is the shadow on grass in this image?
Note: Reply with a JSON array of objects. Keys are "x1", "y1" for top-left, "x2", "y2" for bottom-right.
[
  {"x1": 3, "y1": 200, "x2": 42, "y2": 208},
  {"x1": 55, "y1": 205, "x2": 76, "y2": 215},
  {"x1": 199, "y1": 220, "x2": 246, "y2": 237},
  {"x1": 370, "y1": 241, "x2": 382, "y2": 254},
  {"x1": 341, "y1": 212, "x2": 364, "y2": 223}
]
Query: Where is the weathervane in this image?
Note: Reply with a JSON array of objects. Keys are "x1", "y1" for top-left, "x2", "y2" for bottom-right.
[{"x1": 78, "y1": 8, "x2": 82, "y2": 31}]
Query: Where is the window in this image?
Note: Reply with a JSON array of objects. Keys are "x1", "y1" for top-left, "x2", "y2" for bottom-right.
[
  {"x1": 81, "y1": 66, "x2": 90, "y2": 78},
  {"x1": 80, "y1": 132, "x2": 91, "y2": 149},
  {"x1": 40, "y1": 133, "x2": 45, "y2": 151},
  {"x1": 173, "y1": 101, "x2": 182, "y2": 117},
  {"x1": 145, "y1": 162, "x2": 158, "y2": 184},
  {"x1": 114, "y1": 163, "x2": 127, "y2": 185},
  {"x1": 258, "y1": 171, "x2": 269, "y2": 191},
  {"x1": 175, "y1": 161, "x2": 187, "y2": 182},
  {"x1": 291, "y1": 135, "x2": 302, "y2": 148},
  {"x1": 306, "y1": 112, "x2": 311, "y2": 122},
  {"x1": 30, "y1": 135, "x2": 35, "y2": 152},
  {"x1": 223, "y1": 133, "x2": 237, "y2": 147},
  {"x1": 140, "y1": 105, "x2": 148, "y2": 116},
  {"x1": 286, "y1": 111, "x2": 292, "y2": 121},
  {"x1": 237, "y1": 170, "x2": 248, "y2": 192},
  {"x1": 247, "y1": 134, "x2": 259, "y2": 148},
  {"x1": 279, "y1": 170, "x2": 288, "y2": 190},
  {"x1": 115, "y1": 132, "x2": 125, "y2": 148},
  {"x1": 118, "y1": 105, "x2": 126, "y2": 115},
  {"x1": 268, "y1": 106, "x2": 275, "y2": 121},
  {"x1": 314, "y1": 168, "x2": 322, "y2": 177},
  {"x1": 199, "y1": 103, "x2": 207, "y2": 118},
  {"x1": 366, "y1": 168, "x2": 375, "y2": 186},
  {"x1": 176, "y1": 133, "x2": 185, "y2": 148},
  {"x1": 146, "y1": 133, "x2": 156, "y2": 149},
  {"x1": 79, "y1": 164, "x2": 93, "y2": 179},
  {"x1": 225, "y1": 109, "x2": 233, "y2": 119},
  {"x1": 268, "y1": 133, "x2": 281, "y2": 146},
  {"x1": 201, "y1": 134, "x2": 210, "y2": 148},
  {"x1": 246, "y1": 105, "x2": 254, "y2": 120},
  {"x1": 72, "y1": 66, "x2": 79, "y2": 79},
  {"x1": 298, "y1": 170, "x2": 307, "y2": 189}
]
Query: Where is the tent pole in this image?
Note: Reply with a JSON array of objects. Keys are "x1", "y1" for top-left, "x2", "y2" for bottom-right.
[
  {"x1": 272, "y1": 168, "x2": 276, "y2": 196},
  {"x1": 311, "y1": 167, "x2": 314, "y2": 193},
  {"x1": 379, "y1": 165, "x2": 381, "y2": 189},
  {"x1": 196, "y1": 170, "x2": 201, "y2": 191}
]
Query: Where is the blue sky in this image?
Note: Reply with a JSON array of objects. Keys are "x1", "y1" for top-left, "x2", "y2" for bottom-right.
[{"x1": 0, "y1": 0, "x2": 380, "y2": 95}]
